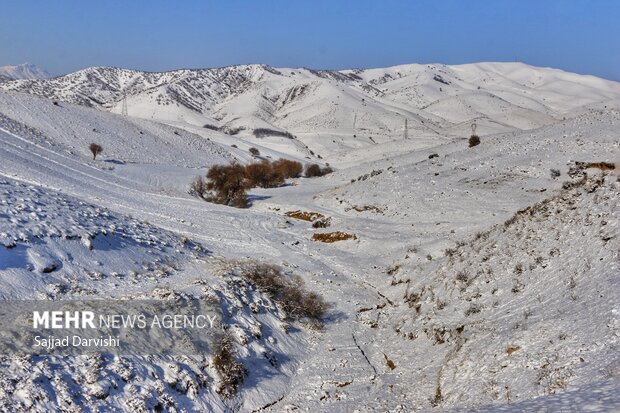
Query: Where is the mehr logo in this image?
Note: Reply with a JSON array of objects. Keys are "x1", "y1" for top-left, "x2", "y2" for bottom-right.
[
  {"x1": 32, "y1": 310, "x2": 219, "y2": 330},
  {"x1": 33, "y1": 311, "x2": 96, "y2": 329}
]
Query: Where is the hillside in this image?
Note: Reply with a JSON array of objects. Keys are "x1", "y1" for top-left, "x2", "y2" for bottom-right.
[
  {"x1": 2, "y1": 62, "x2": 620, "y2": 168},
  {"x1": 0, "y1": 62, "x2": 618, "y2": 411}
]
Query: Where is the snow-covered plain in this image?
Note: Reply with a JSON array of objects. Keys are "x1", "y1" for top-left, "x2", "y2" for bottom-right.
[{"x1": 0, "y1": 62, "x2": 618, "y2": 412}]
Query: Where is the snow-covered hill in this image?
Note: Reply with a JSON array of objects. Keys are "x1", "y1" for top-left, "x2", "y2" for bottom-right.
[
  {"x1": 0, "y1": 63, "x2": 51, "y2": 82},
  {"x1": 0, "y1": 62, "x2": 618, "y2": 412},
  {"x1": 2, "y1": 62, "x2": 619, "y2": 167}
]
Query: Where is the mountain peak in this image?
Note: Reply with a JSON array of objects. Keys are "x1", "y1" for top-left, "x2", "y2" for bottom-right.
[{"x1": 0, "y1": 63, "x2": 52, "y2": 81}]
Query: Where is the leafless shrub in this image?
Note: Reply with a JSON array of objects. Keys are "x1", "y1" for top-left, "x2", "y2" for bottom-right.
[
  {"x1": 89, "y1": 143, "x2": 103, "y2": 160},
  {"x1": 212, "y1": 331, "x2": 246, "y2": 397},
  {"x1": 537, "y1": 361, "x2": 571, "y2": 394},
  {"x1": 305, "y1": 163, "x2": 333, "y2": 177},
  {"x1": 204, "y1": 163, "x2": 250, "y2": 208},
  {"x1": 253, "y1": 128, "x2": 295, "y2": 139},
  {"x1": 272, "y1": 158, "x2": 303, "y2": 178},
  {"x1": 245, "y1": 161, "x2": 284, "y2": 188},
  {"x1": 190, "y1": 175, "x2": 208, "y2": 199},
  {"x1": 468, "y1": 135, "x2": 480, "y2": 147},
  {"x1": 550, "y1": 169, "x2": 561, "y2": 179},
  {"x1": 456, "y1": 270, "x2": 469, "y2": 283},
  {"x1": 249, "y1": 147, "x2": 260, "y2": 156},
  {"x1": 238, "y1": 262, "x2": 329, "y2": 323},
  {"x1": 514, "y1": 263, "x2": 523, "y2": 275}
]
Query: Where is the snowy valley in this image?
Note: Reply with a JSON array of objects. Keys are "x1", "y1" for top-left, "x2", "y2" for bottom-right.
[{"x1": 0, "y1": 61, "x2": 618, "y2": 412}]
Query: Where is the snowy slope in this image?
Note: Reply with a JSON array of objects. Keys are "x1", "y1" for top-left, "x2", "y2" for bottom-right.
[
  {"x1": 3, "y1": 62, "x2": 620, "y2": 168},
  {"x1": 0, "y1": 62, "x2": 619, "y2": 412}
]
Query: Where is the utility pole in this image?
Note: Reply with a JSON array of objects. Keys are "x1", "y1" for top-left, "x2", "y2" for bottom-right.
[{"x1": 121, "y1": 95, "x2": 128, "y2": 116}]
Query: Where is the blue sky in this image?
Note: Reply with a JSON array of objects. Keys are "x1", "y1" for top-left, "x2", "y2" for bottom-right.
[{"x1": 1, "y1": 0, "x2": 618, "y2": 80}]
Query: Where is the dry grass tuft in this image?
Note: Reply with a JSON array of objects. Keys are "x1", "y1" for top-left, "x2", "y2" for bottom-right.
[
  {"x1": 506, "y1": 345, "x2": 520, "y2": 356},
  {"x1": 312, "y1": 231, "x2": 357, "y2": 243},
  {"x1": 286, "y1": 210, "x2": 325, "y2": 222}
]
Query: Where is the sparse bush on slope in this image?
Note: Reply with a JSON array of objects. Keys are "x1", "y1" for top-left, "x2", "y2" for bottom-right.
[
  {"x1": 89, "y1": 143, "x2": 103, "y2": 160},
  {"x1": 238, "y1": 262, "x2": 329, "y2": 323},
  {"x1": 468, "y1": 135, "x2": 480, "y2": 147},
  {"x1": 190, "y1": 175, "x2": 208, "y2": 199},
  {"x1": 248, "y1": 147, "x2": 260, "y2": 156},
  {"x1": 252, "y1": 128, "x2": 295, "y2": 139},
  {"x1": 212, "y1": 331, "x2": 246, "y2": 397},
  {"x1": 305, "y1": 163, "x2": 333, "y2": 177}
]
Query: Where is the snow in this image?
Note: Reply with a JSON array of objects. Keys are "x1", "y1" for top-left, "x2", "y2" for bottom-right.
[
  {"x1": 0, "y1": 63, "x2": 51, "y2": 82},
  {"x1": 0, "y1": 61, "x2": 618, "y2": 411}
]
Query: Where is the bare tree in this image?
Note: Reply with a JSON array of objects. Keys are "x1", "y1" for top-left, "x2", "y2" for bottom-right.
[
  {"x1": 89, "y1": 143, "x2": 103, "y2": 160},
  {"x1": 272, "y1": 159, "x2": 303, "y2": 178},
  {"x1": 305, "y1": 163, "x2": 333, "y2": 177},
  {"x1": 205, "y1": 163, "x2": 250, "y2": 207}
]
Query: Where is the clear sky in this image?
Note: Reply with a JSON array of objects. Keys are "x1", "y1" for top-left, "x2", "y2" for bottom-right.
[{"x1": 1, "y1": 0, "x2": 618, "y2": 80}]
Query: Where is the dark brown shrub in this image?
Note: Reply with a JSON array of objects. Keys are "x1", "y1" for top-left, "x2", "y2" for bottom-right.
[
  {"x1": 312, "y1": 231, "x2": 356, "y2": 243},
  {"x1": 249, "y1": 147, "x2": 260, "y2": 156},
  {"x1": 205, "y1": 163, "x2": 250, "y2": 208},
  {"x1": 245, "y1": 161, "x2": 284, "y2": 188},
  {"x1": 272, "y1": 159, "x2": 303, "y2": 179},
  {"x1": 305, "y1": 163, "x2": 333, "y2": 177},
  {"x1": 253, "y1": 128, "x2": 295, "y2": 139},
  {"x1": 89, "y1": 143, "x2": 103, "y2": 160},
  {"x1": 469, "y1": 135, "x2": 480, "y2": 147}
]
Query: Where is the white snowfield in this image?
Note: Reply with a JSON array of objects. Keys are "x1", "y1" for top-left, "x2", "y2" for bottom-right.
[{"x1": 0, "y1": 61, "x2": 618, "y2": 412}]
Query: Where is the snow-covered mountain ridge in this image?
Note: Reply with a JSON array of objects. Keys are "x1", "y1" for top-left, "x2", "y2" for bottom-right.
[
  {"x1": 0, "y1": 59, "x2": 618, "y2": 411},
  {"x1": 2, "y1": 62, "x2": 619, "y2": 144},
  {"x1": 0, "y1": 63, "x2": 51, "y2": 82}
]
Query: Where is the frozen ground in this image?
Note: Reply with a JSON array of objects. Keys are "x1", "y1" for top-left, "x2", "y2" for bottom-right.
[{"x1": 0, "y1": 62, "x2": 618, "y2": 412}]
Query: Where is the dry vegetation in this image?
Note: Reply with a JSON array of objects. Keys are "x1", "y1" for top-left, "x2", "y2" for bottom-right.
[
  {"x1": 312, "y1": 231, "x2": 357, "y2": 243},
  {"x1": 191, "y1": 159, "x2": 303, "y2": 208},
  {"x1": 305, "y1": 163, "x2": 333, "y2": 177},
  {"x1": 237, "y1": 262, "x2": 329, "y2": 323},
  {"x1": 89, "y1": 143, "x2": 103, "y2": 160},
  {"x1": 286, "y1": 210, "x2": 332, "y2": 228},
  {"x1": 212, "y1": 331, "x2": 246, "y2": 397},
  {"x1": 468, "y1": 135, "x2": 481, "y2": 147},
  {"x1": 286, "y1": 210, "x2": 325, "y2": 222}
]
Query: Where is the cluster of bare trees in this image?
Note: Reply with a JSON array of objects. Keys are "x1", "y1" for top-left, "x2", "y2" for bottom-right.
[{"x1": 192, "y1": 159, "x2": 309, "y2": 208}]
